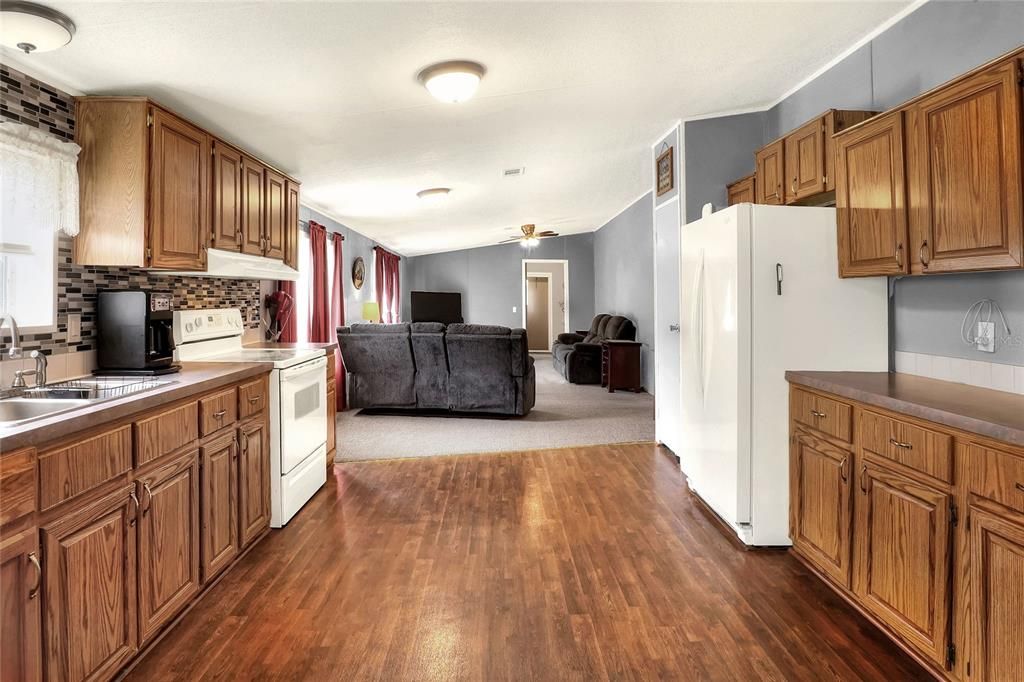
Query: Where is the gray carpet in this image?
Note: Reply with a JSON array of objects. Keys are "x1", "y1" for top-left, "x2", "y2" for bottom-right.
[{"x1": 335, "y1": 354, "x2": 655, "y2": 461}]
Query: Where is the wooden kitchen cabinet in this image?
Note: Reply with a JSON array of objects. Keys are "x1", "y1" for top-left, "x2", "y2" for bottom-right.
[
  {"x1": 40, "y1": 485, "x2": 138, "y2": 682},
  {"x1": 241, "y1": 155, "x2": 266, "y2": 257},
  {"x1": 835, "y1": 111, "x2": 910, "y2": 277},
  {"x1": 136, "y1": 449, "x2": 200, "y2": 644},
  {"x1": 755, "y1": 139, "x2": 785, "y2": 205},
  {"x1": 726, "y1": 174, "x2": 755, "y2": 205},
  {"x1": 211, "y1": 141, "x2": 244, "y2": 251},
  {"x1": 264, "y1": 169, "x2": 287, "y2": 260},
  {"x1": 784, "y1": 117, "x2": 826, "y2": 201},
  {"x1": 200, "y1": 433, "x2": 238, "y2": 583},
  {"x1": 326, "y1": 356, "x2": 337, "y2": 468},
  {"x1": 907, "y1": 57, "x2": 1023, "y2": 274},
  {"x1": 1, "y1": 528, "x2": 41, "y2": 682},
  {"x1": 238, "y1": 419, "x2": 270, "y2": 547},
  {"x1": 853, "y1": 458, "x2": 952, "y2": 668},
  {"x1": 790, "y1": 429, "x2": 852, "y2": 588},
  {"x1": 285, "y1": 180, "x2": 301, "y2": 270}
]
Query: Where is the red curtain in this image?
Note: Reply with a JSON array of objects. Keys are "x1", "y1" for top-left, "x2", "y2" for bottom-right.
[
  {"x1": 308, "y1": 221, "x2": 331, "y2": 343},
  {"x1": 374, "y1": 247, "x2": 401, "y2": 323},
  {"x1": 330, "y1": 232, "x2": 347, "y2": 410},
  {"x1": 276, "y1": 279, "x2": 297, "y2": 342}
]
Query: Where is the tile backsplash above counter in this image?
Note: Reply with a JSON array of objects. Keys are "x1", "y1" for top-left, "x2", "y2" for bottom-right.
[{"x1": 894, "y1": 351, "x2": 1024, "y2": 396}]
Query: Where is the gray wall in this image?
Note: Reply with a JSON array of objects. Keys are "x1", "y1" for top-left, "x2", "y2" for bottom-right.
[
  {"x1": 683, "y1": 112, "x2": 768, "y2": 223},
  {"x1": 299, "y1": 205, "x2": 407, "y2": 327},
  {"x1": 594, "y1": 192, "x2": 656, "y2": 391},
  {"x1": 686, "y1": 0, "x2": 1024, "y2": 367},
  {"x1": 406, "y1": 233, "x2": 596, "y2": 334}
]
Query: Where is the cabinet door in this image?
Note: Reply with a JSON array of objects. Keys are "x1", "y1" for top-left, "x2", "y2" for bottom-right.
[
  {"x1": 41, "y1": 486, "x2": 138, "y2": 682},
  {"x1": 285, "y1": 180, "x2": 301, "y2": 270},
  {"x1": 908, "y1": 58, "x2": 1023, "y2": 273},
  {"x1": 149, "y1": 107, "x2": 210, "y2": 270},
  {"x1": 241, "y1": 156, "x2": 265, "y2": 257},
  {"x1": 853, "y1": 462, "x2": 951, "y2": 667},
  {"x1": 238, "y1": 419, "x2": 270, "y2": 547},
  {"x1": 969, "y1": 504, "x2": 1024, "y2": 682},
  {"x1": 137, "y1": 450, "x2": 200, "y2": 643},
  {"x1": 784, "y1": 117, "x2": 825, "y2": 202},
  {"x1": 835, "y1": 111, "x2": 910, "y2": 277},
  {"x1": 211, "y1": 141, "x2": 243, "y2": 252},
  {"x1": 1, "y1": 528, "x2": 41, "y2": 682},
  {"x1": 264, "y1": 169, "x2": 286, "y2": 260},
  {"x1": 790, "y1": 430, "x2": 852, "y2": 587},
  {"x1": 726, "y1": 175, "x2": 755, "y2": 205},
  {"x1": 200, "y1": 433, "x2": 238, "y2": 582},
  {"x1": 755, "y1": 139, "x2": 785, "y2": 205},
  {"x1": 326, "y1": 386, "x2": 337, "y2": 467}
]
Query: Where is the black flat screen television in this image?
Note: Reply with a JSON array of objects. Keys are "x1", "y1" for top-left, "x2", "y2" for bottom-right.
[{"x1": 411, "y1": 291, "x2": 463, "y2": 324}]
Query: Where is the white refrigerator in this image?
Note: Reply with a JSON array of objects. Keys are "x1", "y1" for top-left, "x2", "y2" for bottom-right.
[{"x1": 679, "y1": 204, "x2": 888, "y2": 546}]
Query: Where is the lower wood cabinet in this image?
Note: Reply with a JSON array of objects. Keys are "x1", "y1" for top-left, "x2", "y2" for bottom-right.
[
  {"x1": 1, "y1": 528, "x2": 41, "y2": 682},
  {"x1": 238, "y1": 419, "x2": 270, "y2": 547},
  {"x1": 40, "y1": 485, "x2": 139, "y2": 682},
  {"x1": 853, "y1": 459, "x2": 952, "y2": 667},
  {"x1": 136, "y1": 450, "x2": 200, "y2": 643},
  {"x1": 790, "y1": 429, "x2": 852, "y2": 587},
  {"x1": 200, "y1": 434, "x2": 239, "y2": 582}
]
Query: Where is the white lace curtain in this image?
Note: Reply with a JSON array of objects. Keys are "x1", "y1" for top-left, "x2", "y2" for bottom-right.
[{"x1": 0, "y1": 121, "x2": 81, "y2": 238}]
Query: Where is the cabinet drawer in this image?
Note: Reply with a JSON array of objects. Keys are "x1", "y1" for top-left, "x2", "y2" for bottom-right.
[
  {"x1": 238, "y1": 378, "x2": 266, "y2": 420},
  {"x1": 134, "y1": 400, "x2": 198, "y2": 466},
  {"x1": 200, "y1": 387, "x2": 238, "y2": 437},
  {"x1": 860, "y1": 410, "x2": 952, "y2": 483},
  {"x1": 38, "y1": 425, "x2": 132, "y2": 510},
  {"x1": 791, "y1": 388, "x2": 852, "y2": 444},
  {"x1": 0, "y1": 448, "x2": 36, "y2": 528},
  {"x1": 968, "y1": 444, "x2": 1024, "y2": 514}
]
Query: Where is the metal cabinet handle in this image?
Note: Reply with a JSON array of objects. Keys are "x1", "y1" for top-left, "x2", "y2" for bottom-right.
[
  {"x1": 142, "y1": 483, "x2": 153, "y2": 514},
  {"x1": 859, "y1": 464, "x2": 869, "y2": 493},
  {"x1": 248, "y1": 396, "x2": 261, "y2": 404},
  {"x1": 129, "y1": 491, "x2": 140, "y2": 526},
  {"x1": 810, "y1": 410, "x2": 827, "y2": 419},
  {"x1": 1015, "y1": 482, "x2": 1024, "y2": 494},
  {"x1": 895, "y1": 243, "x2": 904, "y2": 268},
  {"x1": 919, "y1": 240, "x2": 930, "y2": 268},
  {"x1": 889, "y1": 438, "x2": 913, "y2": 450},
  {"x1": 839, "y1": 457, "x2": 849, "y2": 482},
  {"x1": 213, "y1": 409, "x2": 227, "y2": 419},
  {"x1": 27, "y1": 552, "x2": 41, "y2": 600},
  {"x1": 792, "y1": 178, "x2": 797, "y2": 194}
]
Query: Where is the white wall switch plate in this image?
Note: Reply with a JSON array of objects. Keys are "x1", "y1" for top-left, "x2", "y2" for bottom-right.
[
  {"x1": 66, "y1": 313, "x2": 81, "y2": 343},
  {"x1": 976, "y1": 321, "x2": 995, "y2": 352},
  {"x1": 512, "y1": 306, "x2": 517, "y2": 313}
]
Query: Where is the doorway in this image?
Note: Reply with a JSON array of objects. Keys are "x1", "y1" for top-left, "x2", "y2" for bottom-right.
[{"x1": 522, "y1": 259, "x2": 569, "y2": 353}]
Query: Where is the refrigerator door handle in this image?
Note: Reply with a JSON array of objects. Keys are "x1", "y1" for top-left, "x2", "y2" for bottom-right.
[{"x1": 776, "y1": 263, "x2": 783, "y2": 296}]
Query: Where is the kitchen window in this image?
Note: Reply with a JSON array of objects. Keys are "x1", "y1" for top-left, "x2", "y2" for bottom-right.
[{"x1": 0, "y1": 122, "x2": 80, "y2": 330}]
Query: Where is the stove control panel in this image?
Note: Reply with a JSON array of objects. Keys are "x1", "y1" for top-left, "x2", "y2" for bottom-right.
[{"x1": 173, "y1": 308, "x2": 245, "y2": 345}]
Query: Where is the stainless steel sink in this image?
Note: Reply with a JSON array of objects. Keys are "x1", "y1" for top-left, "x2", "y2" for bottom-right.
[{"x1": 0, "y1": 398, "x2": 94, "y2": 426}]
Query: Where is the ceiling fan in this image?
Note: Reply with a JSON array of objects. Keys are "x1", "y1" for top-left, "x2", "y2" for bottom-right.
[{"x1": 499, "y1": 224, "x2": 559, "y2": 247}]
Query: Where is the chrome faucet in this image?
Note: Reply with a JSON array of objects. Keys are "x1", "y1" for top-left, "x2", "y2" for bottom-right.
[
  {"x1": 0, "y1": 315, "x2": 21, "y2": 359},
  {"x1": 12, "y1": 351, "x2": 46, "y2": 388}
]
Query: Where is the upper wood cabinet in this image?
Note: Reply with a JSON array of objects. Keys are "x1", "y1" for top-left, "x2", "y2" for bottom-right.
[
  {"x1": 76, "y1": 96, "x2": 300, "y2": 269},
  {"x1": 726, "y1": 174, "x2": 755, "y2": 205},
  {"x1": 755, "y1": 139, "x2": 785, "y2": 205},
  {"x1": 784, "y1": 117, "x2": 827, "y2": 201},
  {"x1": 264, "y1": 168, "x2": 287, "y2": 260},
  {"x1": 907, "y1": 57, "x2": 1023, "y2": 274},
  {"x1": 211, "y1": 141, "x2": 244, "y2": 251},
  {"x1": 835, "y1": 111, "x2": 910, "y2": 277},
  {"x1": 0, "y1": 528, "x2": 41, "y2": 682},
  {"x1": 285, "y1": 180, "x2": 301, "y2": 270}
]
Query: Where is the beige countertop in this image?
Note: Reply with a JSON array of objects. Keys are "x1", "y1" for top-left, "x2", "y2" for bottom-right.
[
  {"x1": 0, "y1": 362, "x2": 270, "y2": 454},
  {"x1": 785, "y1": 370, "x2": 1024, "y2": 447}
]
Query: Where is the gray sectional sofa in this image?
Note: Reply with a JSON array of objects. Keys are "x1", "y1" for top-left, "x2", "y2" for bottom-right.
[
  {"x1": 336, "y1": 322, "x2": 536, "y2": 416},
  {"x1": 551, "y1": 314, "x2": 637, "y2": 384}
]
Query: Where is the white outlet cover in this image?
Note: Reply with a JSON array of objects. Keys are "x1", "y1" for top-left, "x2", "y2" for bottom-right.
[
  {"x1": 976, "y1": 321, "x2": 995, "y2": 353},
  {"x1": 66, "y1": 313, "x2": 81, "y2": 343},
  {"x1": 512, "y1": 306, "x2": 517, "y2": 313}
]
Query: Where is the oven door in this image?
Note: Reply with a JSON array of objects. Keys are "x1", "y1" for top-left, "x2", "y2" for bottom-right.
[{"x1": 277, "y1": 355, "x2": 328, "y2": 474}]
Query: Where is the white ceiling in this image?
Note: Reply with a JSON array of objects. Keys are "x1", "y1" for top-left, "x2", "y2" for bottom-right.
[{"x1": 4, "y1": 1, "x2": 913, "y2": 256}]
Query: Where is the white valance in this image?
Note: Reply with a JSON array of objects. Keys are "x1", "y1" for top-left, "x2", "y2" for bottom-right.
[{"x1": 0, "y1": 121, "x2": 81, "y2": 237}]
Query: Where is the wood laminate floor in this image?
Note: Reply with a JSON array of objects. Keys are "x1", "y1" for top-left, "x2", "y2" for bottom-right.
[{"x1": 127, "y1": 443, "x2": 928, "y2": 681}]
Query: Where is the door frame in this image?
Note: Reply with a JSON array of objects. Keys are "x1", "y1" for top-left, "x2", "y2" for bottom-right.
[
  {"x1": 524, "y1": 272, "x2": 553, "y2": 353},
  {"x1": 521, "y1": 259, "x2": 569, "y2": 349}
]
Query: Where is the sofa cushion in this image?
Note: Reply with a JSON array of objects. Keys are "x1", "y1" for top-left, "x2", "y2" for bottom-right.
[
  {"x1": 410, "y1": 322, "x2": 448, "y2": 408},
  {"x1": 336, "y1": 325, "x2": 415, "y2": 406},
  {"x1": 349, "y1": 323, "x2": 411, "y2": 335},
  {"x1": 446, "y1": 323, "x2": 511, "y2": 336},
  {"x1": 410, "y1": 322, "x2": 446, "y2": 334}
]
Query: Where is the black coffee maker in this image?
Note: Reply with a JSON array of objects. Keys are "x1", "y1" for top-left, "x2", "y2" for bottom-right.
[{"x1": 95, "y1": 290, "x2": 181, "y2": 375}]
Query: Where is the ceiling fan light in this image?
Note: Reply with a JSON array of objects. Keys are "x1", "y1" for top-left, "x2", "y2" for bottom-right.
[
  {"x1": 527, "y1": 237, "x2": 540, "y2": 247},
  {"x1": 0, "y1": 1, "x2": 75, "y2": 54},
  {"x1": 417, "y1": 61, "x2": 486, "y2": 103}
]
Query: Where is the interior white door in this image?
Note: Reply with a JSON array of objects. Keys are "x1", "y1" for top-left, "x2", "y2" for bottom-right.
[{"x1": 654, "y1": 197, "x2": 681, "y2": 454}]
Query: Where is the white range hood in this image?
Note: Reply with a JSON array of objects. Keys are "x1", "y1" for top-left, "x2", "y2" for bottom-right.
[{"x1": 165, "y1": 248, "x2": 299, "y2": 281}]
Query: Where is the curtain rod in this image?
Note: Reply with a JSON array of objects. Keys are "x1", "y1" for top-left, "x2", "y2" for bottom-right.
[
  {"x1": 372, "y1": 245, "x2": 400, "y2": 259},
  {"x1": 300, "y1": 219, "x2": 344, "y2": 239}
]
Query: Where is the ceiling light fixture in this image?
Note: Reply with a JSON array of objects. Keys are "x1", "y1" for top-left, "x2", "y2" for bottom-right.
[
  {"x1": 0, "y1": 1, "x2": 75, "y2": 54},
  {"x1": 416, "y1": 187, "x2": 451, "y2": 204},
  {"x1": 417, "y1": 60, "x2": 486, "y2": 103}
]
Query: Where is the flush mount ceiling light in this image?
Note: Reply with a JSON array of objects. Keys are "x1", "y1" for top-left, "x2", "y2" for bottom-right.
[
  {"x1": 0, "y1": 1, "x2": 75, "y2": 54},
  {"x1": 416, "y1": 187, "x2": 451, "y2": 204},
  {"x1": 417, "y1": 61, "x2": 486, "y2": 103}
]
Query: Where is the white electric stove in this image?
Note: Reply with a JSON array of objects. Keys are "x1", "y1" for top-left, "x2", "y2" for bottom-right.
[{"x1": 173, "y1": 308, "x2": 327, "y2": 528}]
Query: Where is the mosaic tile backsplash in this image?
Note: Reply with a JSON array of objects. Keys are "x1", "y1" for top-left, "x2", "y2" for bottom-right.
[{"x1": 1, "y1": 62, "x2": 261, "y2": 365}]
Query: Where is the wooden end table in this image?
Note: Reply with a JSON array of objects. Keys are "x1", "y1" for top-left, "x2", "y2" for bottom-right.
[{"x1": 600, "y1": 340, "x2": 643, "y2": 393}]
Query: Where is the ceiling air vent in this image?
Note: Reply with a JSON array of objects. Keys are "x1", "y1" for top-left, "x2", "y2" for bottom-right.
[{"x1": 503, "y1": 167, "x2": 526, "y2": 177}]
